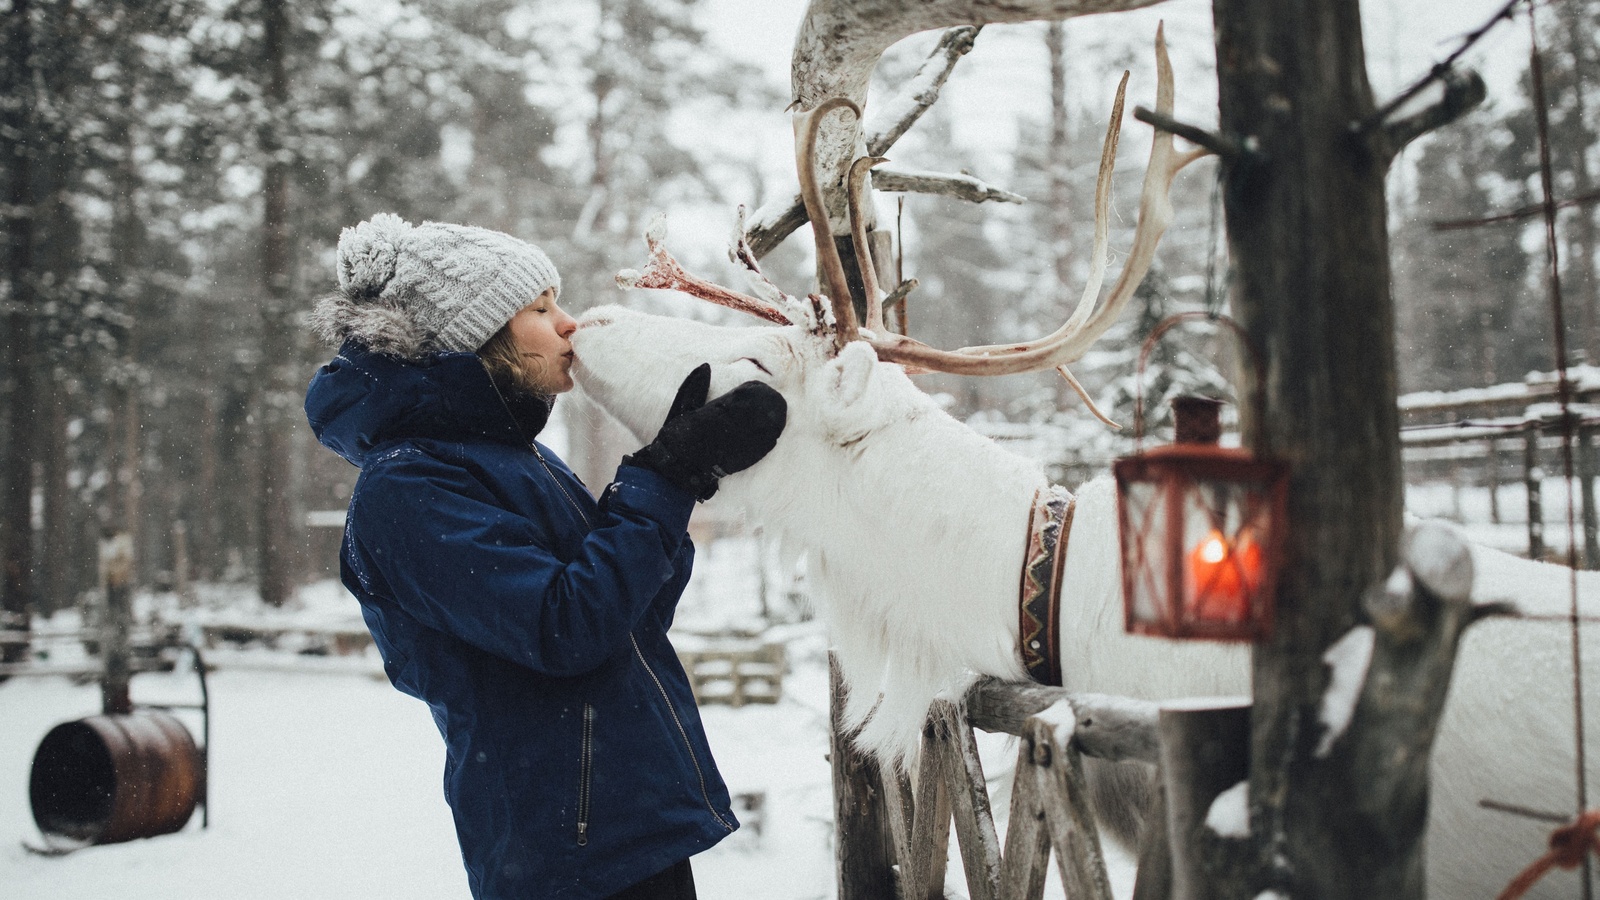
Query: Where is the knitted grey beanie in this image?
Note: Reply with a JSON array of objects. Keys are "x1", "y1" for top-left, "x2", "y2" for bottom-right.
[{"x1": 310, "y1": 213, "x2": 561, "y2": 360}]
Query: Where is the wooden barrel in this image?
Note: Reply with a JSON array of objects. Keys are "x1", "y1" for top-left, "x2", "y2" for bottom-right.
[{"x1": 29, "y1": 711, "x2": 203, "y2": 845}]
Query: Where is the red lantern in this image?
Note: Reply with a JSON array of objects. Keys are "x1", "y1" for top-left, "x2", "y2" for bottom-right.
[{"x1": 1115, "y1": 316, "x2": 1289, "y2": 642}]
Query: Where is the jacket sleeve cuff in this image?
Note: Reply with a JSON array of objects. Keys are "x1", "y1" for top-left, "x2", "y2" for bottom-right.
[{"x1": 611, "y1": 465, "x2": 697, "y2": 533}]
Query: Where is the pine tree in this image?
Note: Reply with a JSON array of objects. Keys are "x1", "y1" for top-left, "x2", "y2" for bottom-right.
[{"x1": 1393, "y1": 113, "x2": 1537, "y2": 391}]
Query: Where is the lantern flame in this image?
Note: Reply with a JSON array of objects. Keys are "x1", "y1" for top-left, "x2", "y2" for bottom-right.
[{"x1": 1187, "y1": 528, "x2": 1262, "y2": 623}]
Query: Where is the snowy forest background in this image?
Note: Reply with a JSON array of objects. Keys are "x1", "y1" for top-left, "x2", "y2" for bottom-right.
[{"x1": 0, "y1": 0, "x2": 1593, "y2": 636}]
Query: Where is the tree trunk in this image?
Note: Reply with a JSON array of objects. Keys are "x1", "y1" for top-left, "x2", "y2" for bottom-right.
[
  {"x1": 824, "y1": 233, "x2": 902, "y2": 900},
  {"x1": 258, "y1": 0, "x2": 296, "y2": 607},
  {"x1": 1047, "y1": 21, "x2": 1073, "y2": 292},
  {"x1": 829, "y1": 654, "x2": 898, "y2": 900},
  {"x1": 1212, "y1": 1, "x2": 1409, "y2": 896},
  {"x1": 39, "y1": 375, "x2": 70, "y2": 614},
  {"x1": 1562, "y1": 16, "x2": 1600, "y2": 363},
  {"x1": 1046, "y1": 21, "x2": 1081, "y2": 413},
  {"x1": 1, "y1": 0, "x2": 39, "y2": 660},
  {"x1": 197, "y1": 389, "x2": 220, "y2": 580}
]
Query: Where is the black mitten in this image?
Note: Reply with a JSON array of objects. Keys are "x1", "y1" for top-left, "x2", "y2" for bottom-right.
[{"x1": 622, "y1": 363, "x2": 787, "y2": 500}]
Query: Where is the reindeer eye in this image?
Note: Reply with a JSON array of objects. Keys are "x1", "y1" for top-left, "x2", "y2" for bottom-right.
[{"x1": 740, "y1": 357, "x2": 772, "y2": 376}]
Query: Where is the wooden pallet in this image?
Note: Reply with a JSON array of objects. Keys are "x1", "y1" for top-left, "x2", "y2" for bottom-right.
[{"x1": 676, "y1": 642, "x2": 784, "y2": 707}]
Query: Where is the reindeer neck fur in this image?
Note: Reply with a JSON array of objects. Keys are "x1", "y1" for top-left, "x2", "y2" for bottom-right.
[
  {"x1": 574, "y1": 305, "x2": 1093, "y2": 765},
  {"x1": 721, "y1": 359, "x2": 1051, "y2": 765}
]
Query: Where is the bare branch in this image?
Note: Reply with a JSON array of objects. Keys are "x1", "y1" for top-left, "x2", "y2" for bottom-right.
[
  {"x1": 1378, "y1": 67, "x2": 1486, "y2": 162},
  {"x1": 744, "y1": 25, "x2": 984, "y2": 259},
  {"x1": 1433, "y1": 187, "x2": 1600, "y2": 232},
  {"x1": 744, "y1": 196, "x2": 810, "y2": 259},
  {"x1": 1131, "y1": 106, "x2": 1246, "y2": 161},
  {"x1": 870, "y1": 168, "x2": 1026, "y2": 204},
  {"x1": 865, "y1": 26, "x2": 982, "y2": 156},
  {"x1": 791, "y1": 0, "x2": 1170, "y2": 112},
  {"x1": 791, "y1": 0, "x2": 1168, "y2": 233},
  {"x1": 847, "y1": 156, "x2": 889, "y2": 334}
]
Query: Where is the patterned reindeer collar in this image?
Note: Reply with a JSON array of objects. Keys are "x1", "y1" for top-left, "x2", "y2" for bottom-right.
[{"x1": 1019, "y1": 485, "x2": 1077, "y2": 687}]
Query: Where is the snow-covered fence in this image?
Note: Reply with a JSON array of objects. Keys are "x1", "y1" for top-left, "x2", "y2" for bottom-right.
[{"x1": 1402, "y1": 408, "x2": 1600, "y2": 566}]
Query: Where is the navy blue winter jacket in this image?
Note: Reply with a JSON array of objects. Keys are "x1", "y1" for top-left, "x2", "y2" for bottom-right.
[{"x1": 305, "y1": 343, "x2": 737, "y2": 899}]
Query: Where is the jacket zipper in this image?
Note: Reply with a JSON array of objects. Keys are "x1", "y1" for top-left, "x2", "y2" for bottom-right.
[
  {"x1": 532, "y1": 444, "x2": 593, "y2": 530},
  {"x1": 630, "y1": 634, "x2": 735, "y2": 832},
  {"x1": 577, "y1": 702, "x2": 594, "y2": 846},
  {"x1": 482, "y1": 361, "x2": 593, "y2": 530}
]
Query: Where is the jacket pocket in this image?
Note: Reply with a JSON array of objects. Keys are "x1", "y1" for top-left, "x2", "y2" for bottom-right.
[{"x1": 577, "y1": 702, "x2": 594, "y2": 847}]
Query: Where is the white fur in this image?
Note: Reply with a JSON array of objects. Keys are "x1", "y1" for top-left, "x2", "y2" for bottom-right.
[{"x1": 573, "y1": 304, "x2": 1600, "y2": 898}]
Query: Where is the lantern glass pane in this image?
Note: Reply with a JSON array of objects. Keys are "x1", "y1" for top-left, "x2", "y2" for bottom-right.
[{"x1": 1119, "y1": 477, "x2": 1169, "y2": 627}]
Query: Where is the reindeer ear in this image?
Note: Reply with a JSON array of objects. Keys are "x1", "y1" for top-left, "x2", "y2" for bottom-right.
[{"x1": 826, "y1": 342, "x2": 877, "y2": 407}]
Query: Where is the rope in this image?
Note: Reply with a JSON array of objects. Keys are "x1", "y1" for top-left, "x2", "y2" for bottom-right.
[{"x1": 1497, "y1": 810, "x2": 1600, "y2": 900}]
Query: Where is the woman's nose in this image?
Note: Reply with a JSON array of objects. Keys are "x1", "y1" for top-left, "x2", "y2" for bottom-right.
[{"x1": 557, "y1": 310, "x2": 578, "y2": 338}]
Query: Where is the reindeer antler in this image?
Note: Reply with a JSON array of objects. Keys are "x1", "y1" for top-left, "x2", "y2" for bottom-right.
[
  {"x1": 796, "y1": 97, "x2": 866, "y2": 350},
  {"x1": 859, "y1": 23, "x2": 1209, "y2": 376},
  {"x1": 621, "y1": 24, "x2": 1204, "y2": 406},
  {"x1": 617, "y1": 216, "x2": 791, "y2": 325}
]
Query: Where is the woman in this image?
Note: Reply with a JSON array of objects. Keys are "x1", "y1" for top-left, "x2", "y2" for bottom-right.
[{"x1": 304, "y1": 213, "x2": 786, "y2": 899}]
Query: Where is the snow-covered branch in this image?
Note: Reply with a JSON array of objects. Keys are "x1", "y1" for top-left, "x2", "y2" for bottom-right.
[
  {"x1": 863, "y1": 26, "x2": 981, "y2": 157},
  {"x1": 782, "y1": 0, "x2": 1167, "y2": 244},
  {"x1": 743, "y1": 25, "x2": 984, "y2": 258},
  {"x1": 870, "y1": 167, "x2": 1025, "y2": 204}
]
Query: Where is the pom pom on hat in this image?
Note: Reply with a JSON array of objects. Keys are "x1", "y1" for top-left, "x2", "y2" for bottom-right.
[
  {"x1": 336, "y1": 213, "x2": 411, "y2": 300},
  {"x1": 312, "y1": 213, "x2": 561, "y2": 360}
]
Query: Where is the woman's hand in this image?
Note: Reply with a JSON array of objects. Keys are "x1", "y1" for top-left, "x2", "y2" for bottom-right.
[{"x1": 622, "y1": 363, "x2": 787, "y2": 500}]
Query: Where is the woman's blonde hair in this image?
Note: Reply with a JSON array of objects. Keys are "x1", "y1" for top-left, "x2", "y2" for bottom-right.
[{"x1": 478, "y1": 324, "x2": 551, "y2": 398}]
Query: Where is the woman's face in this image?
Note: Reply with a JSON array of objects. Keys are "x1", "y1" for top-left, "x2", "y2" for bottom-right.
[{"x1": 507, "y1": 288, "x2": 579, "y2": 394}]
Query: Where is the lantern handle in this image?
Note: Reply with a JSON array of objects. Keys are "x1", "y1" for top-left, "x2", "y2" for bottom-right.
[{"x1": 1133, "y1": 311, "x2": 1268, "y2": 450}]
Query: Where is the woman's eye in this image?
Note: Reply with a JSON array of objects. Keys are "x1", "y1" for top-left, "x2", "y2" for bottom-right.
[{"x1": 740, "y1": 357, "x2": 772, "y2": 376}]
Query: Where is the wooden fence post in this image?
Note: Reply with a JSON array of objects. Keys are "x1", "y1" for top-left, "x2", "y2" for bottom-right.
[
  {"x1": 1158, "y1": 702, "x2": 1253, "y2": 900},
  {"x1": 99, "y1": 531, "x2": 135, "y2": 716},
  {"x1": 1525, "y1": 424, "x2": 1545, "y2": 560},
  {"x1": 1579, "y1": 424, "x2": 1598, "y2": 568},
  {"x1": 1488, "y1": 435, "x2": 1502, "y2": 524},
  {"x1": 174, "y1": 520, "x2": 196, "y2": 608}
]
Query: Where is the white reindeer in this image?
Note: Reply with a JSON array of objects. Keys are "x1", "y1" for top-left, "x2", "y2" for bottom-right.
[{"x1": 573, "y1": 30, "x2": 1600, "y2": 900}]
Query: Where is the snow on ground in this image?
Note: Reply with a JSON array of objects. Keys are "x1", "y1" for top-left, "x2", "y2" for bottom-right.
[
  {"x1": 3, "y1": 479, "x2": 1593, "y2": 899},
  {"x1": 0, "y1": 548, "x2": 845, "y2": 899},
  {"x1": 0, "y1": 623, "x2": 841, "y2": 899}
]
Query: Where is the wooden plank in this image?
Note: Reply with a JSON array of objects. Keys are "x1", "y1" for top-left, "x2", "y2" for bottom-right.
[
  {"x1": 1027, "y1": 718, "x2": 1114, "y2": 900},
  {"x1": 906, "y1": 714, "x2": 952, "y2": 900},
  {"x1": 998, "y1": 737, "x2": 1052, "y2": 900},
  {"x1": 939, "y1": 702, "x2": 1001, "y2": 900},
  {"x1": 0, "y1": 657, "x2": 174, "y2": 678},
  {"x1": 883, "y1": 767, "x2": 917, "y2": 900}
]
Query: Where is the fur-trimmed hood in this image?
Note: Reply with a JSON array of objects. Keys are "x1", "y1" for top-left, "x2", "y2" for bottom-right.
[{"x1": 305, "y1": 341, "x2": 545, "y2": 468}]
